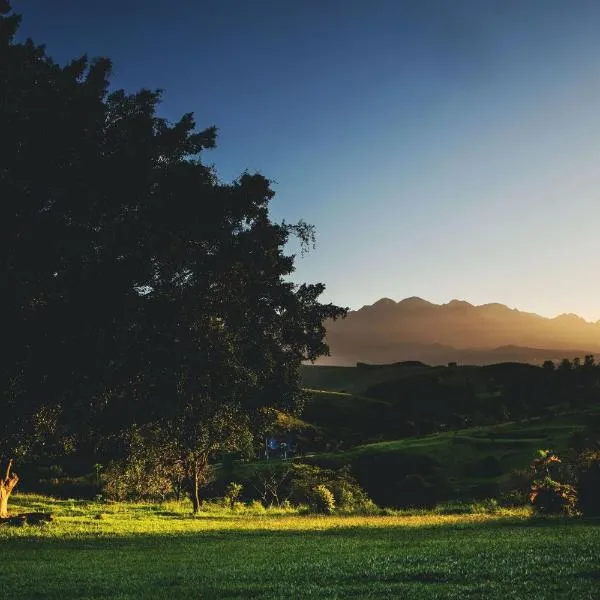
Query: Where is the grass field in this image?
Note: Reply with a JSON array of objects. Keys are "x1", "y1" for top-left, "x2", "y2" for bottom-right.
[{"x1": 2, "y1": 495, "x2": 599, "y2": 599}]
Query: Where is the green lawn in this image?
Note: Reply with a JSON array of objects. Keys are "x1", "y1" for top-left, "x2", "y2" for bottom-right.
[{"x1": 2, "y1": 496, "x2": 599, "y2": 599}]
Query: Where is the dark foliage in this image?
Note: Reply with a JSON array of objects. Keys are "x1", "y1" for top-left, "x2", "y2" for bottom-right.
[
  {"x1": 0, "y1": 3, "x2": 346, "y2": 511},
  {"x1": 576, "y1": 450, "x2": 600, "y2": 517},
  {"x1": 528, "y1": 451, "x2": 578, "y2": 516}
]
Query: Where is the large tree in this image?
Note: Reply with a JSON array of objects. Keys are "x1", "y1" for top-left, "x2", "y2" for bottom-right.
[{"x1": 0, "y1": 2, "x2": 345, "y2": 515}]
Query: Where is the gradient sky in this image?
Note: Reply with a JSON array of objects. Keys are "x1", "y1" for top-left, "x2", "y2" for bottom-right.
[{"x1": 13, "y1": 0, "x2": 600, "y2": 321}]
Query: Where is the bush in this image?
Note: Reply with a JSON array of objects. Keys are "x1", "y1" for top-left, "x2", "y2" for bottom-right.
[
  {"x1": 527, "y1": 449, "x2": 578, "y2": 516},
  {"x1": 289, "y1": 463, "x2": 373, "y2": 512},
  {"x1": 248, "y1": 500, "x2": 266, "y2": 514},
  {"x1": 223, "y1": 482, "x2": 243, "y2": 510},
  {"x1": 530, "y1": 477, "x2": 578, "y2": 516},
  {"x1": 310, "y1": 485, "x2": 335, "y2": 514}
]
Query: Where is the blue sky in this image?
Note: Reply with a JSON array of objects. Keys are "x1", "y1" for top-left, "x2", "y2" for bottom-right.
[{"x1": 14, "y1": 0, "x2": 600, "y2": 320}]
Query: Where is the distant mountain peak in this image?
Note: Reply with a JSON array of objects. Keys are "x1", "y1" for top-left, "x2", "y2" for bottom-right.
[
  {"x1": 373, "y1": 297, "x2": 396, "y2": 306},
  {"x1": 445, "y1": 299, "x2": 473, "y2": 309},
  {"x1": 555, "y1": 313, "x2": 586, "y2": 322},
  {"x1": 397, "y1": 296, "x2": 432, "y2": 307},
  {"x1": 478, "y1": 302, "x2": 511, "y2": 311}
]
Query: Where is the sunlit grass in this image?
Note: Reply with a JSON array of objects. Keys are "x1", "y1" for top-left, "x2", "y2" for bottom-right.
[
  {"x1": 2, "y1": 494, "x2": 598, "y2": 599},
  {"x1": 1, "y1": 493, "x2": 531, "y2": 538}
]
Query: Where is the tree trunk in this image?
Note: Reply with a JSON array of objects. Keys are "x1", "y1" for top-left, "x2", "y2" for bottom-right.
[
  {"x1": 191, "y1": 465, "x2": 200, "y2": 514},
  {"x1": 0, "y1": 460, "x2": 19, "y2": 519}
]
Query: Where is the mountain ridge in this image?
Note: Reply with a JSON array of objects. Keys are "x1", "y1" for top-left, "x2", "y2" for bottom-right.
[{"x1": 319, "y1": 297, "x2": 600, "y2": 366}]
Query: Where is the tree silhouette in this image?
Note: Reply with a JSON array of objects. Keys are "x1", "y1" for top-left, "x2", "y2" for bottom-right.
[
  {"x1": 558, "y1": 358, "x2": 573, "y2": 372},
  {"x1": 0, "y1": 3, "x2": 346, "y2": 513}
]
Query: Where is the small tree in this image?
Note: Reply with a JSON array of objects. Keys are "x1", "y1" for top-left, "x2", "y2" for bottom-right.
[{"x1": 250, "y1": 463, "x2": 293, "y2": 507}]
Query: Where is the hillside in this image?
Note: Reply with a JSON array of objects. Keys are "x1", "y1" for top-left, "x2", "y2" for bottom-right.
[
  {"x1": 301, "y1": 361, "x2": 599, "y2": 448},
  {"x1": 297, "y1": 361, "x2": 600, "y2": 506},
  {"x1": 319, "y1": 297, "x2": 600, "y2": 365},
  {"x1": 307, "y1": 407, "x2": 599, "y2": 507}
]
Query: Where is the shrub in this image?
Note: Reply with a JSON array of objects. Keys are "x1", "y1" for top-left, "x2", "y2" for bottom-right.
[
  {"x1": 290, "y1": 463, "x2": 373, "y2": 512},
  {"x1": 327, "y1": 468, "x2": 373, "y2": 511},
  {"x1": 529, "y1": 477, "x2": 578, "y2": 515},
  {"x1": 310, "y1": 485, "x2": 335, "y2": 514},
  {"x1": 223, "y1": 482, "x2": 243, "y2": 510},
  {"x1": 528, "y1": 449, "x2": 578, "y2": 516},
  {"x1": 248, "y1": 500, "x2": 266, "y2": 514}
]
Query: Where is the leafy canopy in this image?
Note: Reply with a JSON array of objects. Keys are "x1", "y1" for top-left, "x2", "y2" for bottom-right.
[{"x1": 0, "y1": 3, "x2": 346, "y2": 468}]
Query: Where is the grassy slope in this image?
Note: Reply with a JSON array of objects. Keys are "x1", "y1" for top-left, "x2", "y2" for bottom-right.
[
  {"x1": 300, "y1": 363, "x2": 434, "y2": 395},
  {"x1": 303, "y1": 408, "x2": 599, "y2": 504},
  {"x1": 300, "y1": 363, "x2": 598, "y2": 502},
  {"x1": 2, "y1": 496, "x2": 599, "y2": 599},
  {"x1": 322, "y1": 410, "x2": 594, "y2": 466}
]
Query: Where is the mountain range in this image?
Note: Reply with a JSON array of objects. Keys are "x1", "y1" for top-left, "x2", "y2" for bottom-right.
[{"x1": 317, "y1": 297, "x2": 600, "y2": 366}]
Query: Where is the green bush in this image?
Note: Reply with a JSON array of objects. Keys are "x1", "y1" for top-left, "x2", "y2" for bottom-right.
[
  {"x1": 289, "y1": 463, "x2": 373, "y2": 512},
  {"x1": 248, "y1": 500, "x2": 266, "y2": 513},
  {"x1": 310, "y1": 485, "x2": 336, "y2": 514},
  {"x1": 223, "y1": 482, "x2": 243, "y2": 510}
]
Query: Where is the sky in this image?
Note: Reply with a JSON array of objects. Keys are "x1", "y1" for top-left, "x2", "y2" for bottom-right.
[{"x1": 13, "y1": 0, "x2": 600, "y2": 321}]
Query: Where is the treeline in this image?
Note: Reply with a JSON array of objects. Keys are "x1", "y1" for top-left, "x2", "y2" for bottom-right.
[{"x1": 359, "y1": 361, "x2": 599, "y2": 439}]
